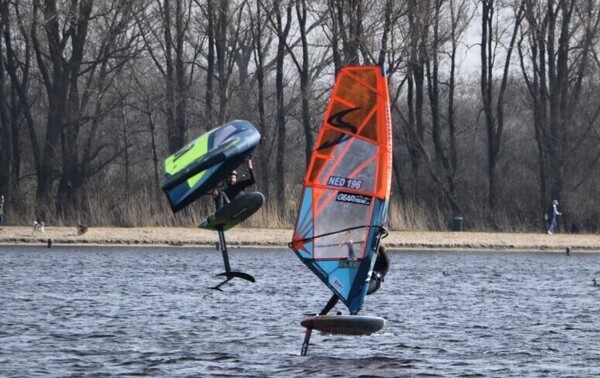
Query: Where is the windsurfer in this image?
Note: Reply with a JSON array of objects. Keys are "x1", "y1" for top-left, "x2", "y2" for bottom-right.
[
  {"x1": 367, "y1": 245, "x2": 389, "y2": 294},
  {"x1": 212, "y1": 159, "x2": 256, "y2": 209},
  {"x1": 319, "y1": 245, "x2": 390, "y2": 315}
]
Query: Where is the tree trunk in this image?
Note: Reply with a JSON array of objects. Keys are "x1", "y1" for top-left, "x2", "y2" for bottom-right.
[
  {"x1": 164, "y1": 0, "x2": 178, "y2": 153},
  {"x1": 250, "y1": 1, "x2": 270, "y2": 201},
  {"x1": 216, "y1": 0, "x2": 231, "y2": 123},
  {"x1": 174, "y1": 0, "x2": 187, "y2": 146},
  {"x1": 205, "y1": 0, "x2": 215, "y2": 127},
  {"x1": 296, "y1": 0, "x2": 314, "y2": 168},
  {"x1": 274, "y1": 0, "x2": 292, "y2": 213},
  {"x1": 31, "y1": 0, "x2": 71, "y2": 213},
  {"x1": 0, "y1": 1, "x2": 11, "y2": 196},
  {"x1": 57, "y1": 0, "x2": 93, "y2": 216}
]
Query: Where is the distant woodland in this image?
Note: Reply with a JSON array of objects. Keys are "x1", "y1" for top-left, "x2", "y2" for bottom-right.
[{"x1": 0, "y1": 0, "x2": 599, "y2": 233}]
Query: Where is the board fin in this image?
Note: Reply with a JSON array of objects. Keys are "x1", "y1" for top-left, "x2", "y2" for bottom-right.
[
  {"x1": 211, "y1": 272, "x2": 256, "y2": 291},
  {"x1": 301, "y1": 327, "x2": 313, "y2": 356},
  {"x1": 210, "y1": 228, "x2": 255, "y2": 291}
]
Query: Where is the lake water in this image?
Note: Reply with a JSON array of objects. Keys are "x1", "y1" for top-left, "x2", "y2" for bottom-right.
[{"x1": 1, "y1": 245, "x2": 599, "y2": 377}]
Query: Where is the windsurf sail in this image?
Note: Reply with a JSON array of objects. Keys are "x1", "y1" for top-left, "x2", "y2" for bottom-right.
[
  {"x1": 289, "y1": 66, "x2": 392, "y2": 315},
  {"x1": 161, "y1": 120, "x2": 261, "y2": 212}
]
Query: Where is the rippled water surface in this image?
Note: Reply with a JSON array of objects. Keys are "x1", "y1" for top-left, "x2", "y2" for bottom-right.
[{"x1": 1, "y1": 245, "x2": 599, "y2": 377}]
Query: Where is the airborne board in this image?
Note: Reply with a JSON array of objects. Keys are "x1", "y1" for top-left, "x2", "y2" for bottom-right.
[
  {"x1": 161, "y1": 120, "x2": 260, "y2": 213},
  {"x1": 301, "y1": 315, "x2": 385, "y2": 336},
  {"x1": 199, "y1": 192, "x2": 265, "y2": 232}
]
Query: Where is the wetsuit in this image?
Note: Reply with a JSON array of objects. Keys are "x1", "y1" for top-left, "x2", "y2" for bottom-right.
[
  {"x1": 214, "y1": 169, "x2": 255, "y2": 209},
  {"x1": 367, "y1": 246, "x2": 390, "y2": 294}
]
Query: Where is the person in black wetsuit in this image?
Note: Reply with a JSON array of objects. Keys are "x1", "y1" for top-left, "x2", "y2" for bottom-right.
[
  {"x1": 319, "y1": 244, "x2": 390, "y2": 315},
  {"x1": 212, "y1": 159, "x2": 256, "y2": 209},
  {"x1": 367, "y1": 244, "x2": 390, "y2": 294}
]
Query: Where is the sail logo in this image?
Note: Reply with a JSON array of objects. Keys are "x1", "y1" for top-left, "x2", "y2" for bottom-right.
[
  {"x1": 339, "y1": 260, "x2": 360, "y2": 269},
  {"x1": 317, "y1": 107, "x2": 361, "y2": 151},
  {"x1": 336, "y1": 192, "x2": 372, "y2": 206},
  {"x1": 327, "y1": 107, "x2": 360, "y2": 132},
  {"x1": 330, "y1": 276, "x2": 344, "y2": 292},
  {"x1": 327, "y1": 176, "x2": 363, "y2": 189}
]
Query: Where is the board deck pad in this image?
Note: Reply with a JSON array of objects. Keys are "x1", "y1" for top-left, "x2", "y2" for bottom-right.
[
  {"x1": 199, "y1": 192, "x2": 264, "y2": 231},
  {"x1": 301, "y1": 315, "x2": 385, "y2": 336}
]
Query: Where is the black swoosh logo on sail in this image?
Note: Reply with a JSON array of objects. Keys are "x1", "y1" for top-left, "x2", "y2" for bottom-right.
[
  {"x1": 327, "y1": 107, "x2": 360, "y2": 132},
  {"x1": 317, "y1": 107, "x2": 361, "y2": 151}
]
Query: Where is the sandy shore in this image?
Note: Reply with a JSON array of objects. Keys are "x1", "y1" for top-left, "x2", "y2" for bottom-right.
[{"x1": 0, "y1": 226, "x2": 598, "y2": 252}]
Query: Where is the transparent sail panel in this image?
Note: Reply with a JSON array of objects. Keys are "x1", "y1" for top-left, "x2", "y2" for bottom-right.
[{"x1": 317, "y1": 138, "x2": 377, "y2": 193}]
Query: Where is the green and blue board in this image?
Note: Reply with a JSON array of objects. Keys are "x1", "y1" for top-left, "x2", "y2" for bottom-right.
[{"x1": 161, "y1": 120, "x2": 261, "y2": 213}]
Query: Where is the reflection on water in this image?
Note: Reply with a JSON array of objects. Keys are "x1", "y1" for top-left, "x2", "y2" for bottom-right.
[{"x1": 1, "y1": 246, "x2": 600, "y2": 377}]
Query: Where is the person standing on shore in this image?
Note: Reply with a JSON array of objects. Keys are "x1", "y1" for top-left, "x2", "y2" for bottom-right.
[
  {"x1": 546, "y1": 199, "x2": 561, "y2": 234},
  {"x1": 0, "y1": 195, "x2": 5, "y2": 229}
]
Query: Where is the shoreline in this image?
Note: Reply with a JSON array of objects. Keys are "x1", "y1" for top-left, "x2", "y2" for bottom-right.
[{"x1": 0, "y1": 226, "x2": 599, "y2": 252}]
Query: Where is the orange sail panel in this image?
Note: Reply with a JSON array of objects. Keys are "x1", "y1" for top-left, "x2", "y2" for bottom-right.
[{"x1": 289, "y1": 66, "x2": 392, "y2": 314}]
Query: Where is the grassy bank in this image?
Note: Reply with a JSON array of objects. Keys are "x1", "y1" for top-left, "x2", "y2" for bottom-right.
[{"x1": 1, "y1": 226, "x2": 599, "y2": 252}]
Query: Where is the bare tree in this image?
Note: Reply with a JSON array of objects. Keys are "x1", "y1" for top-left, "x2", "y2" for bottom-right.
[
  {"x1": 126, "y1": 65, "x2": 164, "y2": 190},
  {"x1": 404, "y1": 0, "x2": 432, "y2": 178},
  {"x1": 272, "y1": 0, "x2": 293, "y2": 210},
  {"x1": 283, "y1": 1, "x2": 331, "y2": 168},
  {"x1": 519, "y1": 0, "x2": 600, "y2": 227},
  {"x1": 295, "y1": 0, "x2": 314, "y2": 167},
  {"x1": 6, "y1": 0, "x2": 145, "y2": 219},
  {"x1": 249, "y1": 0, "x2": 273, "y2": 199},
  {"x1": 202, "y1": 0, "x2": 216, "y2": 127},
  {"x1": 0, "y1": 0, "x2": 14, "y2": 196},
  {"x1": 445, "y1": 0, "x2": 474, "y2": 206},
  {"x1": 1, "y1": 0, "x2": 600, "y2": 231},
  {"x1": 325, "y1": 0, "x2": 372, "y2": 70},
  {"x1": 424, "y1": 0, "x2": 475, "y2": 215},
  {"x1": 214, "y1": 0, "x2": 233, "y2": 123},
  {"x1": 27, "y1": 0, "x2": 98, "y2": 215},
  {"x1": 136, "y1": 0, "x2": 195, "y2": 154},
  {"x1": 480, "y1": 0, "x2": 524, "y2": 223},
  {"x1": 2, "y1": 0, "x2": 40, "y2": 194}
]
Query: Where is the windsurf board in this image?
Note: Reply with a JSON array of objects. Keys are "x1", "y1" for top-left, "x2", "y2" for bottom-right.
[
  {"x1": 301, "y1": 314, "x2": 385, "y2": 335},
  {"x1": 199, "y1": 192, "x2": 264, "y2": 231}
]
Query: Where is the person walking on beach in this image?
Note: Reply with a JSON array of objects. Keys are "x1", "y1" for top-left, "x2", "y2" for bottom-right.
[
  {"x1": 0, "y1": 195, "x2": 5, "y2": 229},
  {"x1": 545, "y1": 199, "x2": 561, "y2": 234},
  {"x1": 319, "y1": 244, "x2": 390, "y2": 315}
]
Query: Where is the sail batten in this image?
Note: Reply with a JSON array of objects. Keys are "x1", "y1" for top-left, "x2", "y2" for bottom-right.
[{"x1": 290, "y1": 66, "x2": 392, "y2": 315}]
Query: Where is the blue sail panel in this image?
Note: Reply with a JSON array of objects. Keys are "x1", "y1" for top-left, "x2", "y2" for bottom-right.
[{"x1": 293, "y1": 198, "x2": 388, "y2": 314}]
